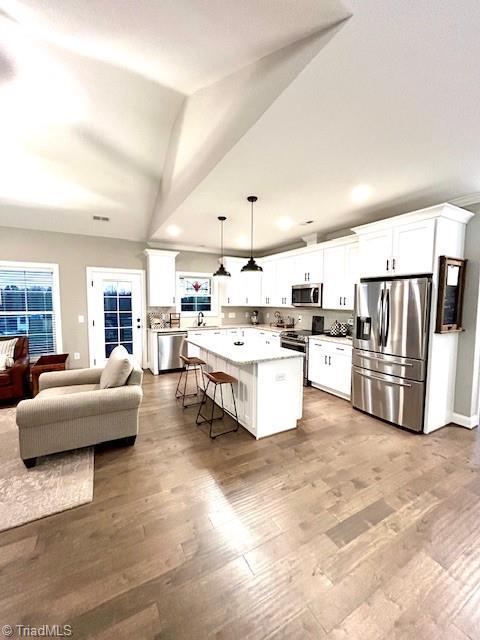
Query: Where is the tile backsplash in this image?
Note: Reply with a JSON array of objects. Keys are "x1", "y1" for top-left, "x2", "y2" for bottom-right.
[{"x1": 147, "y1": 305, "x2": 353, "y2": 331}]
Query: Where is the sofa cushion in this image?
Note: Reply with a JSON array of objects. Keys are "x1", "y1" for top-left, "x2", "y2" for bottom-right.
[
  {"x1": 100, "y1": 346, "x2": 133, "y2": 389},
  {"x1": 37, "y1": 383, "x2": 99, "y2": 398},
  {"x1": 0, "y1": 338, "x2": 17, "y2": 367}
]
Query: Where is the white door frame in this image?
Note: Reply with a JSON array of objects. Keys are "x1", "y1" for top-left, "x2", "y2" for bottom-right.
[{"x1": 86, "y1": 266, "x2": 147, "y2": 369}]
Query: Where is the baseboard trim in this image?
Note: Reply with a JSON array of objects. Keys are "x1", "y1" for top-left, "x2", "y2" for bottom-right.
[{"x1": 452, "y1": 412, "x2": 479, "y2": 429}]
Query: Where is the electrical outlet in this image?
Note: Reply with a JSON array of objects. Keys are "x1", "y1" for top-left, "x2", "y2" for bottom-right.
[
  {"x1": 73, "y1": 352, "x2": 81, "y2": 360},
  {"x1": 245, "y1": 312, "x2": 249, "y2": 318},
  {"x1": 78, "y1": 315, "x2": 85, "y2": 324},
  {"x1": 228, "y1": 312, "x2": 236, "y2": 318},
  {"x1": 348, "y1": 318, "x2": 354, "y2": 326},
  {"x1": 266, "y1": 313, "x2": 270, "y2": 319},
  {"x1": 220, "y1": 312, "x2": 225, "y2": 319}
]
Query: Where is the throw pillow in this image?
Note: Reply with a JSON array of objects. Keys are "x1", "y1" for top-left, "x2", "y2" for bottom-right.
[
  {"x1": 0, "y1": 354, "x2": 8, "y2": 371},
  {"x1": 100, "y1": 345, "x2": 133, "y2": 389},
  {"x1": 0, "y1": 338, "x2": 17, "y2": 367}
]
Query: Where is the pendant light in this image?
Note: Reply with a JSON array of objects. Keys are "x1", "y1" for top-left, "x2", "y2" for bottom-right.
[
  {"x1": 213, "y1": 216, "x2": 231, "y2": 279},
  {"x1": 241, "y1": 195, "x2": 263, "y2": 273}
]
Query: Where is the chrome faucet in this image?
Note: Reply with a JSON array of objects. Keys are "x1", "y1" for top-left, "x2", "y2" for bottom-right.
[{"x1": 197, "y1": 311, "x2": 205, "y2": 327}]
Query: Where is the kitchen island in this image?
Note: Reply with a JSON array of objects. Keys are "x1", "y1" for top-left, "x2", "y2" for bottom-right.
[{"x1": 187, "y1": 333, "x2": 304, "y2": 439}]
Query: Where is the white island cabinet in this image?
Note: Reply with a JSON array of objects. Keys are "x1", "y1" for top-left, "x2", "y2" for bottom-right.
[{"x1": 187, "y1": 333, "x2": 304, "y2": 438}]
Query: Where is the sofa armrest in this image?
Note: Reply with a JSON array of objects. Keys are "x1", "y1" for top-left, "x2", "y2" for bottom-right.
[
  {"x1": 39, "y1": 367, "x2": 103, "y2": 391},
  {"x1": 10, "y1": 355, "x2": 30, "y2": 385},
  {"x1": 17, "y1": 385, "x2": 143, "y2": 428}
]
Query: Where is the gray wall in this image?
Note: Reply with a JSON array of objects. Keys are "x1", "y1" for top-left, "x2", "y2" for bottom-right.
[
  {"x1": 454, "y1": 208, "x2": 480, "y2": 420},
  {"x1": 0, "y1": 226, "x2": 223, "y2": 368},
  {"x1": 0, "y1": 226, "x2": 146, "y2": 369},
  {"x1": 222, "y1": 306, "x2": 352, "y2": 331}
]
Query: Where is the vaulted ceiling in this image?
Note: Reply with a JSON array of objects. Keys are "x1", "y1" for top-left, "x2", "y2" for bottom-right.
[{"x1": 1, "y1": 0, "x2": 480, "y2": 251}]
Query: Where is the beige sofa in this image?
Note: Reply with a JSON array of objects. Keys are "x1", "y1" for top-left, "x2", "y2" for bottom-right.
[{"x1": 16, "y1": 361, "x2": 143, "y2": 468}]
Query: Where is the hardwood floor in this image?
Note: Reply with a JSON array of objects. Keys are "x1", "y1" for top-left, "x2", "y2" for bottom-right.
[{"x1": 1, "y1": 372, "x2": 480, "y2": 639}]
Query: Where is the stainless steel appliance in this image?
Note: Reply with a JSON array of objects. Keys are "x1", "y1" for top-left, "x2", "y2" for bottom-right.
[
  {"x1": 292, "y1": 283, "x2": 323, "y2": 307},
  {"x1": 352, "y1": 276, "x2": 431, "y2": 432},
  {"x1": 157, "y1": 331, "x2": 187, "y2": 371},
  {"x1": 281, "y1": 321, "x2": 324, "y2": 385}
]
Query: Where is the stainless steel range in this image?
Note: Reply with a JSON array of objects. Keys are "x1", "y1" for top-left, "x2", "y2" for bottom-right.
[{"x1": 280, "y1": 329, "x2": 312, "y2": 386}]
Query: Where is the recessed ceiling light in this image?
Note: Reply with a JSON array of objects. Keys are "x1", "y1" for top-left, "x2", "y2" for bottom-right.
[
  {"x1": 277, "y1": 216, "x2": 294, "y2": 231},
  {"x1": 166, "y1": 225, "x2": 181, "y2": 237},
  {"x1": 236, "y1": 234, "x2": 249, "y2": 248},
  {"x1": 351, "y1": 184, "x2": 372, "y2": 204}
]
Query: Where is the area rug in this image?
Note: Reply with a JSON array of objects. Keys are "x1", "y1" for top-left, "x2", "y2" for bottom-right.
[{"x1": 0, "y1": 407, "x2": 94, "y2": 532}]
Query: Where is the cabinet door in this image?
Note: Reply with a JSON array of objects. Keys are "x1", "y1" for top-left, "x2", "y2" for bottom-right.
[
  {"x1": 275, "y1": 256, "x2": 295, "y2": 306},
  {"x1": 392, "y1": 219, "x2": 435, "y2": 276},
  {"x1": 147, "y1": 252, "x2": 177, "y2": 306},
  {"x1": 322, "y1": 246, "x2": 346, "y2": 310},
  {"x1": 242, "y1": 270, "x2": 262, "y2": 306},
  {"x1": 223, "y1": 258, "x2": 244, "y2": 306},
  {"x1": 358, "y1": 230, "x2": 393, "y2": 278},
  {"x1": 303, "y1": 249, "x2": 324, "y2": 283},
  {"x1": 329, "y1": 351, "x2": 352, "y2": 398},
  {"x1": 308, "y1": 340, "x2": 328, "y2": 384},
  {"x1": 260, "y1": 259, "x2": 276, "y2": 306},
  {"x1": 343, "y1": 243, "x2": 359, "y2": 310}
]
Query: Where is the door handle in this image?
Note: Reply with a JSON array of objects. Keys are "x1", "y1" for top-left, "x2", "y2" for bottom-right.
[
  {"x1": 355, "y1": 370, "x2": 412, "y2": 388},
  {"x1": 343, "y1": 297, "x2": 347, "y2": 306},
  {"x1": 384, "y1": 289, "x2": 390, "y2": 346},
  {"x1": 324, "y1": 355, "x2": 327, "y2": 364},
  {"x1": 392, "y1": 258, "x2": 396, "y2": 271},
  {"x1": 378, "y1": 289, "x2": 384, "y2": 345},
  {"x1": 386, "y1": 259, "x2": 389, "y2": 272},
  {"x1": 328, "y1": 356, "x2": 331, "y2": 365}
]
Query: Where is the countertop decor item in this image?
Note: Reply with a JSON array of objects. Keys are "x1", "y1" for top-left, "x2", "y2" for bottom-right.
[
  {"x1": 241, "y1": 196, "x2": 263, "y2": 274},
  {"x1": 213, "y1": 216, "x2": 231, "y2": 279},
  {"x1": 170, "y1": 313, "x2": 181, "y2": 328}
]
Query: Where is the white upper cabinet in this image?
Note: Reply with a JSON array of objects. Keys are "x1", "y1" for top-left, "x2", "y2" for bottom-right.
[
  {"x1": 259, "y1": 258, "x2": 276, "y2": 306},
  {"x1": 357, "y1": 230, "x2": 393, "y2": 278},
  {"x1": 392, "y1": 219, "x2": 435, "y2": 276},
  {"x1": 355, "y1": 217, "x2": 436, "y2": 278},
  {"x1": 322, "y1": 241, "x2": 359, "y2": 310},
  {"x1": 276, "y1": 254, "x2": 297, "y2": 306},
  {"x1": 292, "y1": 249, "x2": 323, "y2": 284},
  {"x1": 144, "y1": 249, "x2": 178, "y2": 307},
  {"x1": 222, "y1": 257, "x2": 262, "y2": 306}
]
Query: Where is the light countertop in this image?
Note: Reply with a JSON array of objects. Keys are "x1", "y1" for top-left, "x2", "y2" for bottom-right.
[
  {"x1": 309, "y1": 335, "x2": 353, "y2": 345},
  {"x1": 148, "y1": 324, "x2": 285, "y2": 334},
  {"x1": 187, "y1": 334, "x2": 304, "y2": 365}
]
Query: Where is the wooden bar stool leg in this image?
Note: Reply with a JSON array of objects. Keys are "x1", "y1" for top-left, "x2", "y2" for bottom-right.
[{"x1": 175, "y1": 366, "x2": 185, "y2": 399}]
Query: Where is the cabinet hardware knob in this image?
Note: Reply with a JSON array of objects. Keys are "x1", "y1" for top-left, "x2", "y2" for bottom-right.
[
  {"x1": 386, "y1": 259, "x2": 389, "y2": 271},
  {"x1": 392, "y1": 258, "x2": 396, "y2": 271}
]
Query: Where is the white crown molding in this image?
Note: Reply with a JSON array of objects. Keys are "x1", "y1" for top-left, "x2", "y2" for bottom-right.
[
  {"x1": 449, "y1": 192, "x2": 480, "y2": 207},
  {"x1": 351, "y1": 202, "x2": 474, "y2": 235}
]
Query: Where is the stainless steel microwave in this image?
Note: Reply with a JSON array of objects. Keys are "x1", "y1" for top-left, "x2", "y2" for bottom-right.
[{"x1": 292, "y1": 283, "x2": 323, "y2": 307}]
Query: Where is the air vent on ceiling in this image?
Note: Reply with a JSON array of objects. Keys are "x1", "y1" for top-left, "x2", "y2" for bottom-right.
[{"x1": 93, "y1": 215, "x2": 110, "y2": 222}]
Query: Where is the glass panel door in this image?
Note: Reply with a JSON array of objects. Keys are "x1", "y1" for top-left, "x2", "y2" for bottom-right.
[{"x1": 88, "y1": 270, "x2": 143, "y2": 367}]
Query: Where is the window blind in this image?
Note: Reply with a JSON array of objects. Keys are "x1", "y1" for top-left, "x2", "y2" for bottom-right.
[{"x1": 0, "y1": 267, "x2": 58, "y2": 357}]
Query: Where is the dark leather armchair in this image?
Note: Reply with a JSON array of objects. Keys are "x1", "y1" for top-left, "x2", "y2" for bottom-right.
[{"x1": 0, "y1": 336, "x2": 30, "y2": 402}]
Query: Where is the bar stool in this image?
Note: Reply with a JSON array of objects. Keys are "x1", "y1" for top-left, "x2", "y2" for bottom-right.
[
  {"x1": 175, "y1": 355, "x2": 206, "y2": 408},
  {"x1": 196, "y1": 371, "x2": 240, "y2": 439}
]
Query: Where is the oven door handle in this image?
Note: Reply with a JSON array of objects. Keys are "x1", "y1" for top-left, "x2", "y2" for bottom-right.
[{"x1": 281, "y1": 339, "x2": 306, "y2": 350}]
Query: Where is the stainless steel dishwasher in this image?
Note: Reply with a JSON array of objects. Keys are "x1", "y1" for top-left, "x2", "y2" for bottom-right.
[{"x1": 157, "y1": 331, "x2": 187, "y2": 372}]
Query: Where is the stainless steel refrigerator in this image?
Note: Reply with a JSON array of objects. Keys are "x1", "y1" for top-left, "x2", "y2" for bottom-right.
[{"x1": 352, "y1": 276, "x2": 432, "y2": 432}]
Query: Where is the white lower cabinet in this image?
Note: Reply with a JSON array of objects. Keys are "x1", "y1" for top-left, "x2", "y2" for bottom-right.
[{"x1": 308, "y1": 339, "x2": 352, "y2": 400}]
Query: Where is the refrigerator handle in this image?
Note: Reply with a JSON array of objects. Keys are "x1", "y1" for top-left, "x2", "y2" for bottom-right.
[
  {"x1": 378, "y1": 288, "x2": 384, "y2": 346},
  {"x1": 384, "y1": 289, "x2": 390, "y2": 346}
]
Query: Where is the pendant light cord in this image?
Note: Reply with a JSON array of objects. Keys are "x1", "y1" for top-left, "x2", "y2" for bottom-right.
[
  {"x1": 221, "y1": 219, "x2": 224, "y2": 263},
  {"x1": 250, "y1": 199, "x2": 254, "y2": 259}
]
